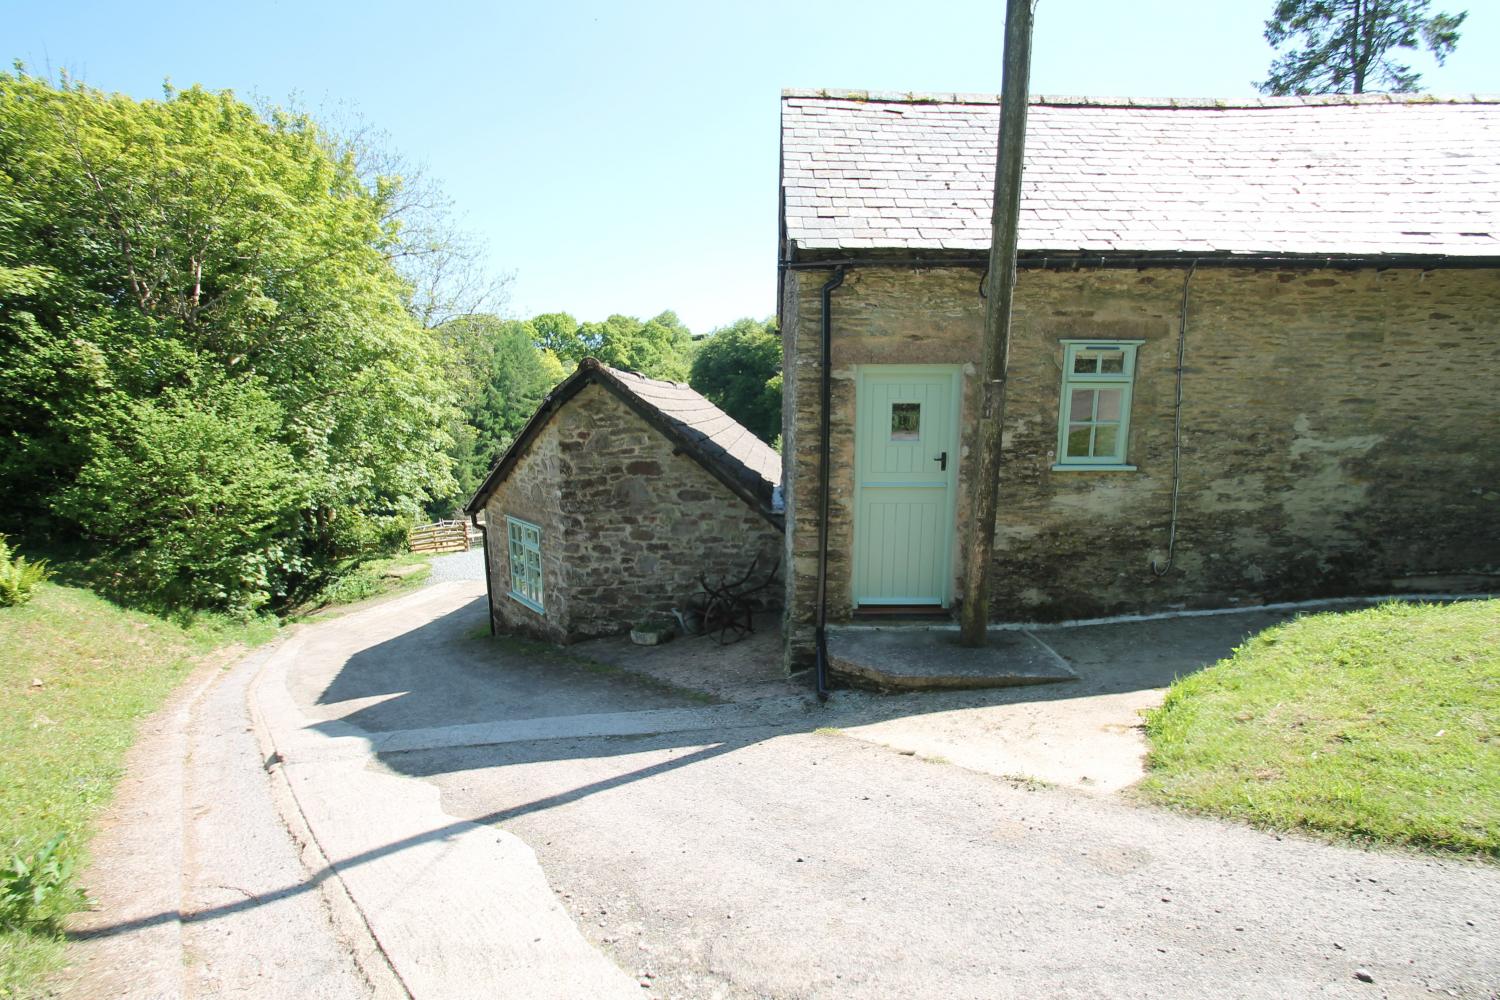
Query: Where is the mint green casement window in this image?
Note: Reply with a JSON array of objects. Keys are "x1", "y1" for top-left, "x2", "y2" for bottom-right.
[
  {"x1": 505, "y1": 516, "x2": 544, "y2": 613},
  {"x1": 1053, "y1": 341, "x2": 1141, "y2": 471}
]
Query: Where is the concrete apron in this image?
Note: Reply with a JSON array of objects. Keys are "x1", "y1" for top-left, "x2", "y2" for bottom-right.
[
  {"x1": 826, "y1": 624, "x2": 1077, "y2": 691},
  {"x1": 247, "y1": 590, "x2": 642, "y2": 1000}
]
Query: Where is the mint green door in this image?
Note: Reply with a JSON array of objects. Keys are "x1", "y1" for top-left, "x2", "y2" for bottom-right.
[{"x1": 853, "y1": 366, "x2": 961, "y2": 607}]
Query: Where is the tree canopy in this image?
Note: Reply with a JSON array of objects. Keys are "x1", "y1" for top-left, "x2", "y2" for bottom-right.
[
  {"x1": 429, "y1": 308, "x2": 707, "y2": 515},
  {"x1": 688, "y1": 318, "x2": 782, "y2": 444},
  {"x1": 0, "y1": 69, "x2": 778, "y2": 611},
  {"x1": 0, "y1": 71, "x2": 459, "y2": 614},
  {"x1": 534, "y1": 310, "x2": 695, "y2": 382},
  {"x1": 432, "y1": 314, "x2": 565, "y2": 514},
  {"x1": 1257, "y1": 0, "x2": 1467, "y2": 95}
]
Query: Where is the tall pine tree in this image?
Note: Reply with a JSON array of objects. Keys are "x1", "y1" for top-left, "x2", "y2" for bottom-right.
[{"x1": 1257, "y1": 0, "x2": 1466, "y2": 95}]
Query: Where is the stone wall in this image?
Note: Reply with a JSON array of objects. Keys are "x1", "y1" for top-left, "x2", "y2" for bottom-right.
[
  {"x1": 486, "y1": 382, "x2": 783, "y2": 643},
  {"x1": 483, "y1": 411, "x2": 571, "y2": 644},
  {"x1": 781, "y1": 263, "x2": 1500, "y2": 670}
]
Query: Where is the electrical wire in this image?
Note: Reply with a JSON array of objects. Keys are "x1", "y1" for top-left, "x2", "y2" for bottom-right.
[{"x1": 1152, "y1": 261, "x2": 1196, "y2": 577}]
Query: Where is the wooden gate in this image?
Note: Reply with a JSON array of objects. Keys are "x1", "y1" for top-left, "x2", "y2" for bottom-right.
[{"x1": 407, "y1": 519, "x2": 471, "y2": 554}]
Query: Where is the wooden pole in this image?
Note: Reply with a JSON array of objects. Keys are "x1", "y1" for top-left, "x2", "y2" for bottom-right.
[{"x1": 959, "y1": 0, "x2": 1035, "y2": 646}]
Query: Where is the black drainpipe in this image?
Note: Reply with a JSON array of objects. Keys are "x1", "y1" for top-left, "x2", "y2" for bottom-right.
[
  {"x1": 471, "y1": 511, "x2": 496, "y2": 636},
  {"x1": 813, "y1": 265, "x2": 846, "y2": 702}
]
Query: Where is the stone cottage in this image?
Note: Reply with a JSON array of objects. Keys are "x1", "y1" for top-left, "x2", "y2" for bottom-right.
[
  {"x1": 778, "y1": 89, "x2": 1500, "y2": 673},
  {"x1": 466, "y1": 358, "x2": 782, "y2": 643}
]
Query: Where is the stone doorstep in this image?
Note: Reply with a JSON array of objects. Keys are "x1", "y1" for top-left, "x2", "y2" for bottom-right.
[{"x1": 825, "y1": 625, "x2": 1078, "y2": 692}]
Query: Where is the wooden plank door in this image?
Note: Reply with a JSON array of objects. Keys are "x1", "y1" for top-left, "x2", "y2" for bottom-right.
[{"x1": 853, "y1": 366, "x2": 960, "y2": 607}]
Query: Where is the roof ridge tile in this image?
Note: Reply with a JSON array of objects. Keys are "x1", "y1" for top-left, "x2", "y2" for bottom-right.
[{"x1": 782, "y1": 88, "x2": 1500, "y2": 108}]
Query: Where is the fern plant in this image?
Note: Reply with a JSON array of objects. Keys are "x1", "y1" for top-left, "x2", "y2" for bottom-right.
[{"x1": 0, "y1": 536, "x2": 49, "y2": 607}]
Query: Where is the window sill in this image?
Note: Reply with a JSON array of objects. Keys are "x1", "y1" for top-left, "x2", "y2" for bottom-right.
[
  {"x1": 508, "y1": 591, "x2": 545, "y2": 615},
  {"x1": 1051, "y1": 463, "x2": 1138, "y2": 473}
]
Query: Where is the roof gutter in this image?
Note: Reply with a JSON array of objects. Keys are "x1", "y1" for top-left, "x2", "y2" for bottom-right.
[{"x1": 780, "y1": 250, "x2": 1500, "y2": 272}]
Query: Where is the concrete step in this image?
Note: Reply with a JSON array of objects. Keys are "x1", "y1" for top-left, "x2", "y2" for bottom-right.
[{"x1": 826, "y1": 625, "x2": 1077, "y2": 692}]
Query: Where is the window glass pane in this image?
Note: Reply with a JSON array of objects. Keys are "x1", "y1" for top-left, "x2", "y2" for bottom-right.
[
  {"x1": 1058, "y1": 342, "x2": 1136, "y2": 467},
  {"x1": 1095, "y1": 388, "x2": 1122, "y2": 421},
  {"x1": 1069, "y1": 388, "x2": 1094, "y2": 421},
  {"x1": 890, "y1": 402, "x2": 921, "y2": 441},
  {"x1": 506, "y1": 517, "x2": 544, "y2": 609},
  {"x1": 1094, "y1": 424, "x2": 1118, "y2": 457}
]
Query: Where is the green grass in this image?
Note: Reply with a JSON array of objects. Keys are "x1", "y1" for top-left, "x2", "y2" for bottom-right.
[
  {"x1": 297, "y1": 552, "x2": 432, "y2": 614},
  {"x1": 0, "y1": 583, "x2": 275, "y2": 997},
  {"x1": 1139, "y1": 600, "x2": 1499, "y2": 857}
]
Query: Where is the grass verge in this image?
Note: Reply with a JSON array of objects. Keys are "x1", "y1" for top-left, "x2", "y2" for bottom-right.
[
  {"x1": 1139, "y1": 600, "x2": 1499, "y2": 857},
  {"x1": 296, "y1": 552, "x2": 432, "y2": 615},
  {"x1": 0, "y1": 583, "x2": 275, "y2": 997}
]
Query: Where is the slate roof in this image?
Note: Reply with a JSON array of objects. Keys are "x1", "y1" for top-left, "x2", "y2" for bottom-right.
[
  {"x1": 781, "y1": 90, "x2": 1500, "y2": 259},
  {"x1": 465, "y1": 358, "x2": 782, "y2": 526}
]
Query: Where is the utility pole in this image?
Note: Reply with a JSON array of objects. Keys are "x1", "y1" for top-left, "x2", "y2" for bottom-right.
[{"x1": 959, "y1": 0, "x2": 1035, "y2": 646}]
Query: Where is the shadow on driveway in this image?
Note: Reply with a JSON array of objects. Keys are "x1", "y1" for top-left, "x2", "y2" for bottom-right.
[{"x1": 287, "y1": 583, "x2": 1307, "y2": 793}]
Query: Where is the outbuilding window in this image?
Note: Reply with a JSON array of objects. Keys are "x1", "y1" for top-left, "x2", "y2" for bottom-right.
[
  {"x1": 505, "y1": 516, "x2": 544, "y2": 613},
  {"x1": 1053, "y1": 341, "x2": 1141, "y2": 471}
]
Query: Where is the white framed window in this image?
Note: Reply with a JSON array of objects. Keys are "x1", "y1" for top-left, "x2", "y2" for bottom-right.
[
  {"x1": 1053, "y1": 340, "x2": 1142, "y2": 471},
  {"x1": 505, "y1": 516, "x2": 544, "y2": 613}
]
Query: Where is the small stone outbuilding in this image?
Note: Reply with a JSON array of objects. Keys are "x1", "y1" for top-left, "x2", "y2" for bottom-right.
[
  {"x1": 466, "y1": 358, "x2": 783, "y2": 644},
  {"x1": 778, "y1": 90, "x2": 1500, "y2": 673}
]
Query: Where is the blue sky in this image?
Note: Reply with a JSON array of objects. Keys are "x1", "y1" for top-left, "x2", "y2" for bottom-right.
[{"x1": 8, "y1": 0, "x2": 1497, "y2": 331}]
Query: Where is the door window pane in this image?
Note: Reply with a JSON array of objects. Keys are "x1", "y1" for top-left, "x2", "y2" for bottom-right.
[{"x1": 891, "y1": 402, "x2": 921, "y2": 441}]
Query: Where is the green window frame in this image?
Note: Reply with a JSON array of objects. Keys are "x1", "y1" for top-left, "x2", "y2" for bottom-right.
[
  {"x1": 505, "y1": 516, "x2": 544, "y2": 613},
  {"x1": 1053, "y1": 340, "x2": 1141, "y2": 471}
]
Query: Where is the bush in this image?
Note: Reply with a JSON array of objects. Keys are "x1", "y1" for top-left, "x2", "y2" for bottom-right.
[
  {"x1": 56, "y1": 381, "x2": 311, "y2": 617},
  {"x1": 0, "y1": 538, "x2": 49, "y2": 607}
]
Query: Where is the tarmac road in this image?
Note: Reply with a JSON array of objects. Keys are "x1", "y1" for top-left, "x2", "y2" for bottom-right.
[
  {"x1": 393, "y1": 722, "x2": 1498, "y2": 1000},
  {"x1": 300, "y1": 584, "x2": 1500, "y2": 999},
  {"x1": 64, "y1": 581, "x2": 1500, "y2": 999}
]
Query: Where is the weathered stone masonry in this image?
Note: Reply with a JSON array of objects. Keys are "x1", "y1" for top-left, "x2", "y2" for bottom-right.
[
  {"x1": 485, "y1": 383, "x2": 782, "y2": 643},
  {"x1": 782, "y1": 264, "x2": 1500, "y2": 669}
]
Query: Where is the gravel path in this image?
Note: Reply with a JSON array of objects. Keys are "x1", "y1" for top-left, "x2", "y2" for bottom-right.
[
  {"x1": 62, "y1": 646, "x2": 383, "y2": 999},
  {"x1": 425, "y1": 547, "x2": 485, "y2": 583}
]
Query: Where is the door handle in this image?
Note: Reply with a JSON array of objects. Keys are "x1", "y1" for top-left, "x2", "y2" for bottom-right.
[{"x1": 934, "y1": 451, "x2": 948, "y2": 471}]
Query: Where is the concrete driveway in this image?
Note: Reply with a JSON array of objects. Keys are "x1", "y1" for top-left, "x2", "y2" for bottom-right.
[{"x1": 240, "y1": 582, "x2": 1498, "y2": 999}]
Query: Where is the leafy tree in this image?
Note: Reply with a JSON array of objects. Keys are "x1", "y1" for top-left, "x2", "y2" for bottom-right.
[
  {"x1": 531, "y1": 311, "x2": 585, "y2": 361},
  {"x1": 55, "y1": 381, "x2": 311, "y2": 616},
  {"x1": 1258, "y1": 0, "x2": 1467, "y2": 95},
  {"x1": 534, "y1": 310, "x2": 694, "y2": 381},
  {"x1": 0, "y1": 70, "x2": 460, "y2": 612},
  {"x1": 432, "y1": 314, "x2": 565, "y2": 513},
  {"x1": 688, "y1": 317, "x2": 782, "y2": 443}
]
